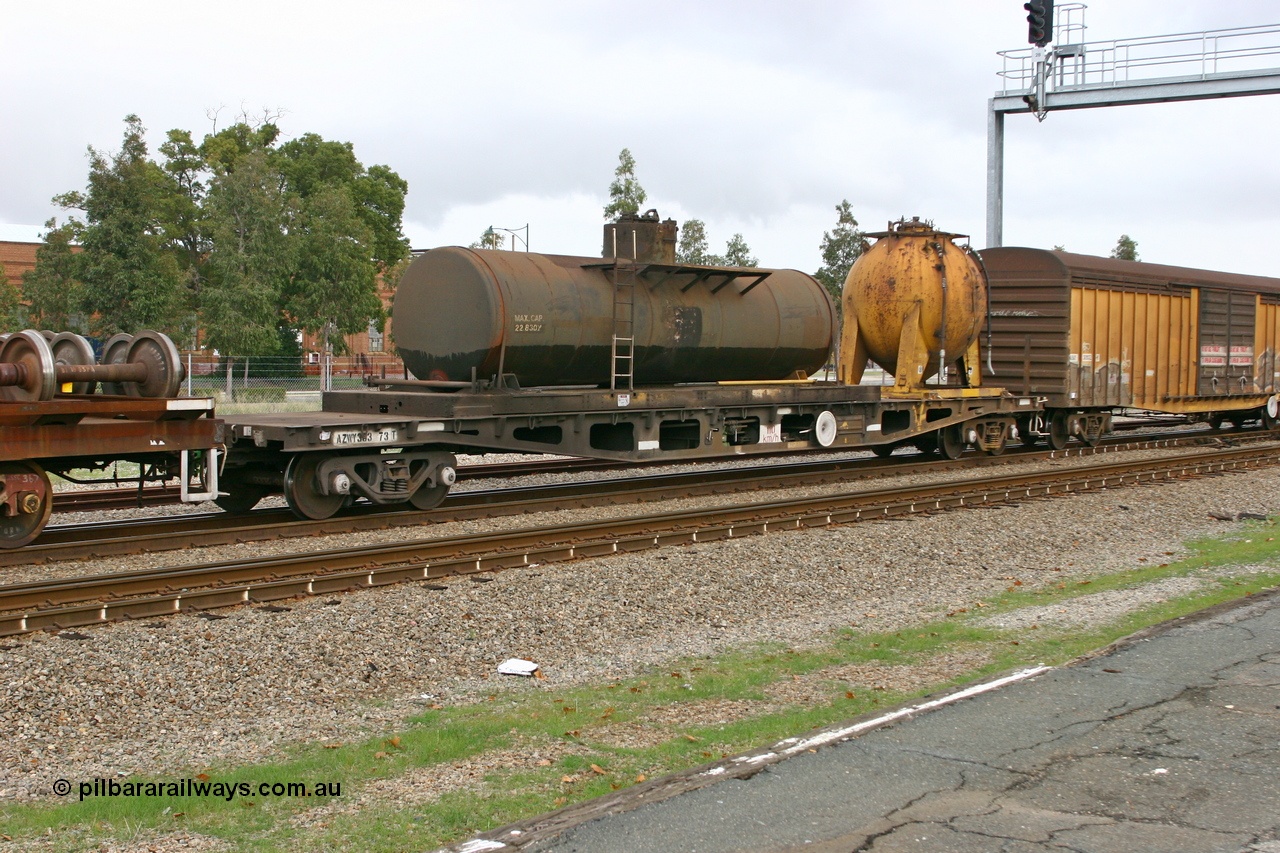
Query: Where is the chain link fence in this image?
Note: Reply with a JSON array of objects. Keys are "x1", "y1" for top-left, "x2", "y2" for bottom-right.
[{"x1": 183, "y1": 353, "x2": 407, "y2": 412}]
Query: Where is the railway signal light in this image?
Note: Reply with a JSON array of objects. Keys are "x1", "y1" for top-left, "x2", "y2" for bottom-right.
[{"x1": 1025, "y1": 0, "x2": 1053, "y2": 47}]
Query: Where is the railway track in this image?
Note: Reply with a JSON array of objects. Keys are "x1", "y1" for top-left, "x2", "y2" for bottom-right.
[
  {"x1": 49, "y1": 455, "x2": 611, "y2": 513},
  {"x1": 48, "y1": 416, "x2": 1202, "y2": 513},
  {"x1": 2, "y1": 443, "x2": 1274, "y2": 638},
  {"x1": 9, "y1": 430, "x2": 1250, "y2": 566}
]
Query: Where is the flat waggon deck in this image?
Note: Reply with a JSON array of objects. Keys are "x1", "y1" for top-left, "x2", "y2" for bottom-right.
[
  {"x1": 0, "y1": 397, "x2": 221, "y2": 464},
  {"x1": 222, "y1": 381, "x2": 1038, "y2": 462}
]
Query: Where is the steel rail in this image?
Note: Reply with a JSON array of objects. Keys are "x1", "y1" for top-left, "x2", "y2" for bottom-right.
[
  {"x1": 46, "y1": 417, "x2": 1200, "y2": 512},
  {"x1": 8, "y1": 430, "x2": 1245, "y2": 566},
  {"x1": 0, "y1": 444, "x2": 1275, "y2": 637},
  {"x1": 48, "y1": 455, "x2": 610, "y2": 513}
]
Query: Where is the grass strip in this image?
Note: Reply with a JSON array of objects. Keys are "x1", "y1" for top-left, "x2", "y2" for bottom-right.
[{"x1": 3, "y1": 519, "x2": 1277, "y2": 851}]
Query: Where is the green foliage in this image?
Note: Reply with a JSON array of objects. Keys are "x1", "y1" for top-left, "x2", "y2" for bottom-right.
[
  {"x1": 200, "y1": 148, "x2": 294, "y2": 355},
  {"x1": 676, "y1": 218, "x2": 715, "y2": 264},
  {"x1": 1110, "y1": 234, "x2": 1139, "y2": 261},
  {"x1": 54, "y1": 115, "x2": 187, "y2": 337},
  {"x1": 32, "y1": 114, "x2": 411, "y2": 356},
  {"x1": 275, "y1": 134, "x2": 410, "y2": 268},
  {"x1": 0, "y1": 262, "x2": 21, "y2": 329},
  {"x1": 603, "y1": 148, "x2": 647, "y2": 221},
  {"x1": 470, "y1": 228, "x2": 505, "y2": 250},
  {"x1": 675, "y1": 219, "x2": 757, "y2": 267},
  {"x1": 723, "y1": 233, "x2": 758, "y2": 267},
  {"x1": 20, "y1": 219, "x2": 84, "y2": 330},
  {"x1": 813, "y1": 200, "x2": 868, "y2": 307},
  {"x1": 231, "y1": 386, "x2": 287, "y2": 403},
  {"x1": 285, "y1": 183, "x2": 383, "y2": 342}
]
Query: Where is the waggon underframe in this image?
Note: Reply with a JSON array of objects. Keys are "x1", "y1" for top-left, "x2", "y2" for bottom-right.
[{"x1": 222, "y1": 383, "x2": 1039, "y2": 463}]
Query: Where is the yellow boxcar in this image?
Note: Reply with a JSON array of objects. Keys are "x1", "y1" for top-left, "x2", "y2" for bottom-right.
[{"x1": 981, "y1": 248, "x2": 1280, "y2": 445}]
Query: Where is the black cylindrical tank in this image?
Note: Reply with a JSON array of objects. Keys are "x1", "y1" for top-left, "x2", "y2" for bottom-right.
[{"x1": 393, "y1": 247, "x2": 836, "y2": 387}]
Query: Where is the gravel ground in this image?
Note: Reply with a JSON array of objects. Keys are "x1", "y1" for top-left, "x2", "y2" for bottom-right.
[{"x1": 2, "y1": 445, "x2": 1279, "y2": 816}]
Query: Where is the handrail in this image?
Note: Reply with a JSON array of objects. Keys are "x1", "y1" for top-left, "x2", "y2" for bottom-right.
[{"x1": 998, "y1": 22, "x2": 1280, "y2": 93}]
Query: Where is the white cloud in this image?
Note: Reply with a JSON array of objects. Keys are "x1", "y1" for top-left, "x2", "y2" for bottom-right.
[{"x1": 4, "y1": 0, "x2": 1280, "y2": 276}]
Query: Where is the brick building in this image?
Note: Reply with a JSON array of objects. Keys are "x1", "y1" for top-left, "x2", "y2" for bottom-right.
[{"x1": 0, "y1": 240, "x2": 39, "y2": 288}]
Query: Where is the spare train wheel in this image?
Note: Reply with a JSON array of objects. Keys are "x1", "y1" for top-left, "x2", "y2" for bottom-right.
[{"x1": 814, "y1": 411, "x2": 838, "y2": 447}]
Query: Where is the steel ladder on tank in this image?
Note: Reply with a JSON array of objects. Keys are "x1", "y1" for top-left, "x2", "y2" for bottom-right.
[{"x1": 609, "y1": 228, "x2": 638, "y2": 393}]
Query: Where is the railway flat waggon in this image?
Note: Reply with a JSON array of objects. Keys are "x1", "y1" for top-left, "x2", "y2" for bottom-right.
[
  {"x1": 0, "y1": 330, "x2": 221, "y2": 547},
  {"x1": 219, "y1": 215, "x2": 1039, "y2": 519},
  {"x1": 981, "y1": 248, "x2": 1280, "y2": 447}
]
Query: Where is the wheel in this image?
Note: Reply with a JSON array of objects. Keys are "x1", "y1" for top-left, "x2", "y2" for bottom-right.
[
  {"x1": 937, "y1": 424, "x2": 966, "y2": 460},
  {"x1": 283, "y1": 454, "x2": 345, "y2": 520},
  {"x1": 871, "y1": 443, "x2": 896, "y2": 459},
  {"x1": 50, "y1": 332, "x2": 96, "y2": 394},
  {"x1": 125, "y1": 331, "x2": 183, "y2": 398},
  {"x1": 0, "y1": 330, "x2": 56, "y2": 402},
  {"x1": 1263, "y1": 396, "x2": 1279, "y2": 430},
  {"x1": 1016, "y1": 416, "x2": 1041, "y2": 446},
  {"x1": 99, "y1": 333, "x2": 133, "y2": 395},
  {"x1": 215, "y1": 481, "x2": 270, "y2": 514},
  {"x1": 1047, "y1": 411, "x2": 1070, "y2": 450},
  {"x1": 913, "y1": 432, "x2": 938, "y2": 455},
  {"x1": 409, "y1": 483, "x2": 450, "y2": 511},
  {"x1": 0, "y1": 461, "x2": 53, "y2": 548},
  {"x1": 408, "y1": 459, "x2": 455, "y2": 510}
]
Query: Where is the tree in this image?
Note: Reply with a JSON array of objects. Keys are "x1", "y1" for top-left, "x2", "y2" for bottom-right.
[
  {"x1": 275, "y1": 133, "x2": 409, "y2": 268},
  {"x1": 723, "y1": 233, "x2": 758, "y2": 268},
  {"x1": 21, "y1": 218, "x2": 85, "y2": 330},
  {"x1": 33, "y1": 114, "x2": 411, "y2": 355},
  {"x1": 273, "y1": 133, "x2": 405, "y2": 348},
  {"x1": 199, "y1": 147, "x2": 295, "y2": 356},
  {"x1": 1110, "y1": 234, "x2": 1139, "y2": 261},
  {"x1": 52, "y1": 115, "x2": 187, "y2": 338},
  {"x1": 470, "y1": 228, "x2": 505, "y2": 250},
  {"x1": 284, "y1": 183, "x2": 383, "y2": 347},
  {"x1": 0, "y1": 262, "x2": 21, "y2": 329},
  {"x1": 603, "y1": 148, "x2": 646, "y2": 221},
  {"x1": 157, "y1": 128, "x2": 211, "y2": 307},
  {"x1": 813, "y1": 200, "x2": 868, "y2": 307},
  {"x1": 676, "y1": 218, "x2": 717, "y2": 265}
]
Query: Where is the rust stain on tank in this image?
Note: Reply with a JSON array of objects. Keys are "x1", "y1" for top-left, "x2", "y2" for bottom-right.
[{"x1": 842, "y1": 217, "x2": 985, "y2": 381}]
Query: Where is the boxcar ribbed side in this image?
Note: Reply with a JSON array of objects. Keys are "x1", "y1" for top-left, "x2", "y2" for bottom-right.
[{"x1": 981, "y1": 247, "x2": 1280, "y2": 418}]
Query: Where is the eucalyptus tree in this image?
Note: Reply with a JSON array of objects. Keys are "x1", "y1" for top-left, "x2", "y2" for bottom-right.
[{"x1": 603, "y1": 148, "x2": 647, "y2": 220}]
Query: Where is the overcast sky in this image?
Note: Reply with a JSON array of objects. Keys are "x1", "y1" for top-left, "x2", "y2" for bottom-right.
[{"x1": 3, "y1": 1, "x2": 1279, "y2": 275}]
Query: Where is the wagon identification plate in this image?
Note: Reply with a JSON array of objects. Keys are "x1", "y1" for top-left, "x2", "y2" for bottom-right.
[{"x1": 332, "y1": 427, "x2": 399, "y2": 445}]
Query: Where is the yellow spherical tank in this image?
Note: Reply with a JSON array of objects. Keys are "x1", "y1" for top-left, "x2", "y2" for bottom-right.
[{"x1": 840, "y1": 217, "x2": 986, "y2": 387}]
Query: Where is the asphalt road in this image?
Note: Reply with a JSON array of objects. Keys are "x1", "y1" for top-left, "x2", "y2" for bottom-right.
[{"x1": 460, "y1": 588, "x2": 1280, "y2": 853}]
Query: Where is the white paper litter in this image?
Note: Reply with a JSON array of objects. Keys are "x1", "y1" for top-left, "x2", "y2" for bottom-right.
[{"x1": 497, "y1": 658, "x2": 540, "y2": 677}]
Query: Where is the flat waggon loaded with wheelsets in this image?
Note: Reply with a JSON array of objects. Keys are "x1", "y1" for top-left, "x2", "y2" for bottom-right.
[{"x1": 0, "y1": 329, "x2": 221, "y2": 548}]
